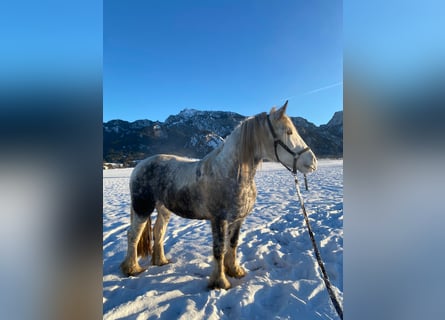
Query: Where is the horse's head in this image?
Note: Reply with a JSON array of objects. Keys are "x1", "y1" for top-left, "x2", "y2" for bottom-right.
[{"x1": 266, "y1": 101, "x2": 317, "y2": 174}]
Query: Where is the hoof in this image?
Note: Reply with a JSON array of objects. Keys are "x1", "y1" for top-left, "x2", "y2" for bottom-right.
[
  {"x1": 152, "y1": 257, "x2": 170, "y2": 266},
  {"x1": 120, "y1": 261, "x2": 146, "y2": 277},
  {"x1": 208, "y1": 277, "x2": 231, "y2": 290},
  {"x1": 226, "y1": 265, "x2": 246, "y2": 279}
]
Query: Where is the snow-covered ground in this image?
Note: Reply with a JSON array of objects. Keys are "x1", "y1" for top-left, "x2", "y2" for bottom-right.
[{"x1": 103, "y1": 159, "x2": 343, "y2": 319}]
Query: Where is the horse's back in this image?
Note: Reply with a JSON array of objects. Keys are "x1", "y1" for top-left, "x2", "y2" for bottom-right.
[{"x1": 131, "y1": 154, "x2": 199, "y2": 189}]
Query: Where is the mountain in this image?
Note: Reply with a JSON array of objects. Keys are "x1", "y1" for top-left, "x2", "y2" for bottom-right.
[{"x1": 103, "y1": 109, "x2": 342, "y2": 165}]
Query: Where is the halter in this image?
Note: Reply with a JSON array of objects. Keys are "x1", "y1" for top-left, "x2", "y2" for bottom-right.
[{"x1": 266, "y1": 114, "x2": 311, "y2": 174}]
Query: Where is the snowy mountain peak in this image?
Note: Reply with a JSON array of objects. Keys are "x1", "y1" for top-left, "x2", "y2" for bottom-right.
[{"x1": 178, "y1": 108, "x2": 200, "y2": 119}]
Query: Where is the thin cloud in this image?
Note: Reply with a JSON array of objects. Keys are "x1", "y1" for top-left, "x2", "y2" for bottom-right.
[
  {"x1": 277, "y1": 81, "x2": 342, "y2": 104},
  {"x1": 304, "y1": 82, "x2": 343, "y2": 95}
]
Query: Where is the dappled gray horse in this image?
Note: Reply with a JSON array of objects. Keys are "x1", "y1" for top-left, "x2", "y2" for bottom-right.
[{"x1": 120, "y1": 101, "x2": 317, "y2": 289}]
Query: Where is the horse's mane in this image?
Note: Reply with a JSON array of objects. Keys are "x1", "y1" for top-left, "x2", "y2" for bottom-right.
[{"x1": 238, "y1": 112, "x2": 268, "y2": 174}]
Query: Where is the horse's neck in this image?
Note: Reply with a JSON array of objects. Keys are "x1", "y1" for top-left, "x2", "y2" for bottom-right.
[{"x1": 209, "y1": 127, "x2": 260, "y2": 181}]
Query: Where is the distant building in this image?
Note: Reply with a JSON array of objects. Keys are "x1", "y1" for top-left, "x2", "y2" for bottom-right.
[
  {"x1": 153, "y1": 124, "x2": 161, "y2": 137},
  {"x1": 103, "y1": 162, "x2": 124, "y2": 170}
]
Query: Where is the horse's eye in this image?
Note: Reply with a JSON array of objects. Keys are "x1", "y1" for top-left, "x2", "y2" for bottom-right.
[{"x1": 286, "y1": 128, "x2": 293, "y2": 135}]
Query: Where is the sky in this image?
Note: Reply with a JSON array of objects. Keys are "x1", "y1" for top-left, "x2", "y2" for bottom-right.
[
  {"x1": 344, "y1": 0, "x2": 445, "y2": 92},
  {"x1": 0, "y1": 0, "x2": 102, "y2": 89},
  {"x1": 104, "y1": 0, "x2": 342, "y2": 126}
]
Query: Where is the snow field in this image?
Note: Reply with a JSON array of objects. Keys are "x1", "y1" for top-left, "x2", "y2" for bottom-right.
[{"x1": 103, "y1": 159, "x2": 343, "y2": 319}]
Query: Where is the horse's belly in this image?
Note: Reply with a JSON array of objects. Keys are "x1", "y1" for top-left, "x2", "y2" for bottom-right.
[
  {"x1": 160, "y1": 180, "x2": 256, "y2": 221},
  {"x1": 166, "y1": 201, "x2": 209, "y2": 220},
  {"x1": 163, "y1": 187, "x2": 210, "y2": 220}
]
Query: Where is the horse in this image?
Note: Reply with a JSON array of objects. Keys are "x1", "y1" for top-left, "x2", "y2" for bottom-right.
[{"x1": 120, "y1": 101, "x2": 318, "y2": 289}]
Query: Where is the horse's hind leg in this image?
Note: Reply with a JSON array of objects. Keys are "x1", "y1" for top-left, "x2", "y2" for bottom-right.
[
  {"x1": 120, "y1": 207, "x2": 150, "y2": 276},
  {"x1": 152, "y1": 203, "x2": 171, "y2": 266}
]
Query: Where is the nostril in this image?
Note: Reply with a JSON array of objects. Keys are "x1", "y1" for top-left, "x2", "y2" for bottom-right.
[{"x1": 304, "y1": 164, "x2": 317, "y2": 171}]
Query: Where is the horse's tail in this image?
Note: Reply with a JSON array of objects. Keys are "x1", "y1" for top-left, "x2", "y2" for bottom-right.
[
  {"x1": 130, "y1": 207, "x2": 152, "y2": 258},
  {"x1": 137, "y1": 215, "x2": 152, "y2": 257}
]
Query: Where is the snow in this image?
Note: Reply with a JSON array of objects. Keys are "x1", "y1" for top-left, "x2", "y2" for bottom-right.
[
  {"x1": 179, "y1": 108, "x2": 199, "y2": 119},
  {"x1": 205, "y1": 133, "x2": 224, "y2": 149},
  {"x1": 103, "y1": 159, "x2": 343, "y2": 319}
]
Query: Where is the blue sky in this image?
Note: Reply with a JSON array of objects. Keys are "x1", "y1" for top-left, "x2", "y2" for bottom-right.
[
  {"x1": 0, "y1": 0, "x2": 102, "y2": 89},
  {"x1": 344, "y1": 0, "x2": 445, "y2": 92},
  {"x1": 104, "y1": 0, "x2": 342, "y2": 125}
]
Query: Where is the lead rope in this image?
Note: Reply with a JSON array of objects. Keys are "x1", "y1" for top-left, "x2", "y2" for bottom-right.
[{"x1": 293, "y1": 173, "x2": 343, "y2": 320}]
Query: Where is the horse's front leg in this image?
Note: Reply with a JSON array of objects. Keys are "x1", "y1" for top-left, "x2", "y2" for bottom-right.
[
  {"x1": 225, "y1": 219, "x2": 246, "y2": 278},
  {"x1": 209, "y1": 218, "x2": 231, "y2": 290},
  {"x1": 152, "y1": 203, "x2": 171, "y2": 266}
]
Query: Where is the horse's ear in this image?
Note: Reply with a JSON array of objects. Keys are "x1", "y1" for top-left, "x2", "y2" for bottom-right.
[{"x1": 271, "y1": 100, "x2": 288, "y2": 120}]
